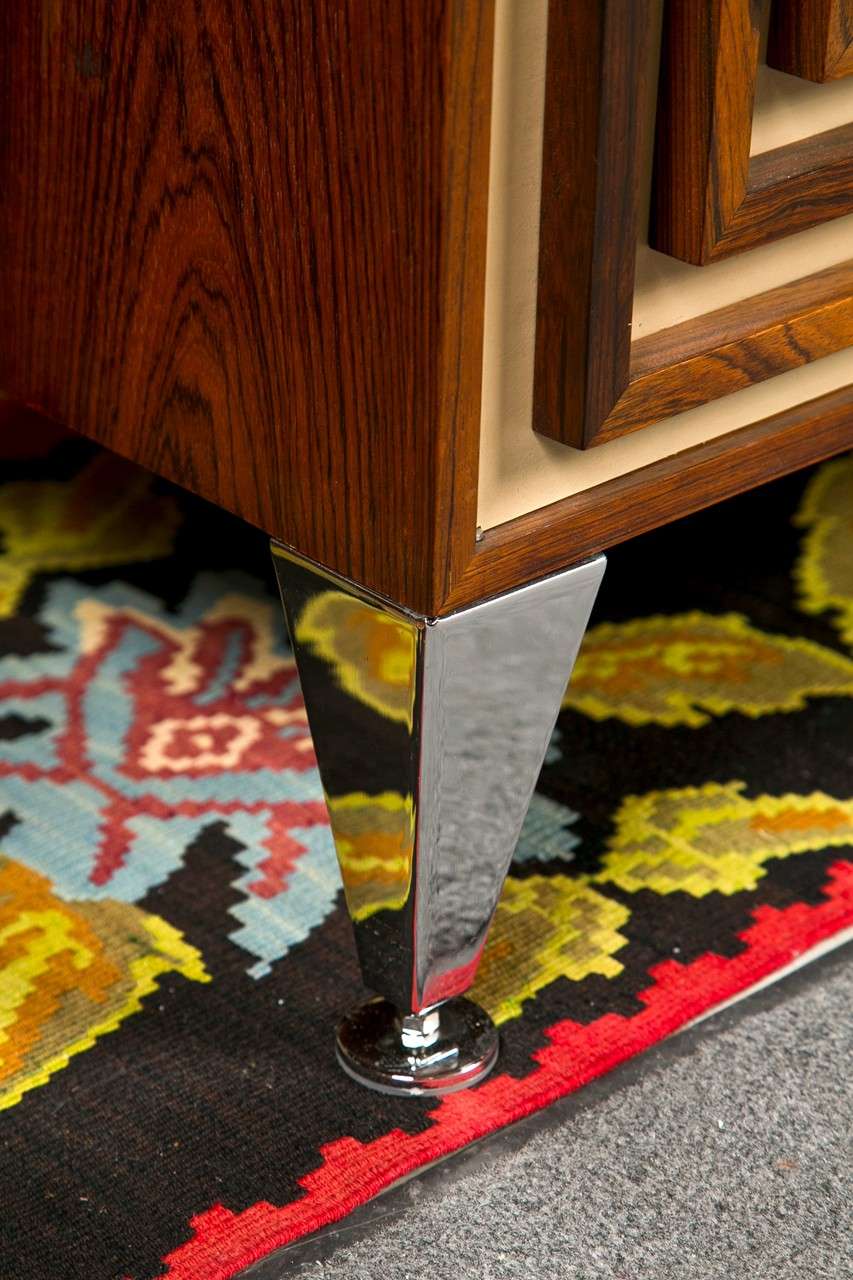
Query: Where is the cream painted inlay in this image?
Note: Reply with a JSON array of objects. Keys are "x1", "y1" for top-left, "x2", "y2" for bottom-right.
[
  {"x1": 477, "y1": 0, "x2": 853, "y2": 532},
  {"x1": 751, "y1": 64, "x2": 853, "y2": 155},
  {"x1": 479, "y1": 348, "x2": 853, "y2": 531}
]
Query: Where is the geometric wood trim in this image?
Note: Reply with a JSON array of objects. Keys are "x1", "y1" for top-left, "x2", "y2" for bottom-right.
[
  {"x1": 435, "y1": 0, "x2": 499, "y2": 604},
  {"x1": 596, "y1": 259, "x2": 853, "y2": 445},
  {"x1": 532, "y1": 0, "x2": 651, "y2": 449},
  {"x1": 651, "y1": 0, "x2": 853, "y2": 265},
  {"x1": 446, "y1": 385, "x2": 853, "y2": 612},
  {"x1": 768, "y1": 0, "x2": 853, "y2": 83},
  {"x1": 533, "y1": 1, "x2": 853, "y2": 450},
  {"x1": 13, "y1": 380, "x2": 853, "y2": 617}
]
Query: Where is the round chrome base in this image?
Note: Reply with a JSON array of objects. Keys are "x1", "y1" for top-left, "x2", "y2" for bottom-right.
[{"x1": 335, "y1": 996, "x2": 499, "y2": 1097}]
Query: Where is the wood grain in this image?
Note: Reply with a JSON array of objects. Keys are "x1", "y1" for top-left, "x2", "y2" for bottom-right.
[
  {"x1": 651, "y1": 0, "x2": 853, "y2": 265},
  {"x1": 0, "y1": 1, "x2": 494, "y2": 617},
  {"x1": 535, "y1": 1, "x2": 853, "y2": 450},
  {"x1": 768, "y1": 0, "x2": 853, "y2": 82},
  {"x1": 594, "y1": 260, "x2": 853, "y2": 443},
  {"x1": 651, "y1": 0, "x2": 758, "y2": 266},
  {"x1": 705, "y1": 123, "x2": 853, "y2": 261},
  {"x1": 532, "y1": 0, "x2": 650, "y2": 449},
  {"x1": 6, "y1": 3, "x2": 852, "y2": 620},
  {"x1": 445, "y1": 387, "x2": 853, "y2": 612}
]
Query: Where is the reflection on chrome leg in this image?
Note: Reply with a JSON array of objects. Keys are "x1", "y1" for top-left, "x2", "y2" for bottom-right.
[{"x1": 272, "y1": 545, "x2": 605, "y2": 1095}]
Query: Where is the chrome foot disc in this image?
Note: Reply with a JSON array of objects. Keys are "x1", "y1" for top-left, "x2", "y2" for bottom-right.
[{"x1": 335, "y1": 996, "x2": 499, "y2": 1097}]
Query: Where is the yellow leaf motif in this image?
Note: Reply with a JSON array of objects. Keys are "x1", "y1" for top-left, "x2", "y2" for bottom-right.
[
  {"x1": 470, "y1": 876, "x2": 630, "y2": 1024},
  {"x1": 0, "y1": 857, "x2": 208, "y2": 1111},
  {"x1": 596, "y1": 781, "x2": 853, "y2": 898},
  {"x1": 0, "y1": 455, "x2": 179, "y2": 617},
  {"x1": 562, "y1": 612, "x2": 853, "y2": 727},
  {"x1": 794, "y1": 453, "x2": 853, "y2": 649}
]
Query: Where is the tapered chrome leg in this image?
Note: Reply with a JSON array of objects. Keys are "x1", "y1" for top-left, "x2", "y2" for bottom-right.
[{"x1": 272, "y1": 546, "x2": 605, "y2": 1095}]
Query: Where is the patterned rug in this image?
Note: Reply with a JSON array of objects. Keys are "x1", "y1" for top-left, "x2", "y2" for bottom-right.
[{"x1": 1, "y1": 423, "x2": 852, "y2": 1280}]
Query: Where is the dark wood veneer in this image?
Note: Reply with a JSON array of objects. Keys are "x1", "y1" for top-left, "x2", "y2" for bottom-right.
[
  {"x1": 599, "y1": 260, "x2": 853, "y2": 443},
  {"x1": 445, "y1": 388, "x2": 853, "y2": 612},
  {"x1": 768, "y1": 0, "x2": 853, "y2": 83},
  {"x1": 0, "y1": 1, "x2": 494, "y2": 617},
  {"x1": 532, "y1": 0, "x2": 651, "y2": 453},
  {"x1": 534, "y1": 1, "x2": 853, "y2": 450},
  {"x1": 651, "y1": 0, "x2": 853, "y2": 265}
]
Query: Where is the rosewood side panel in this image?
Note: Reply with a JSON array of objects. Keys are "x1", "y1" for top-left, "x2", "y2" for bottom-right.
[{"x1": 0, "y1": 1, "x2": 494, "y2": 616}]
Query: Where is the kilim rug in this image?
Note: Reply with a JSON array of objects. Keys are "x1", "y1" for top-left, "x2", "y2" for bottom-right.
[{"x1": 1, "y1": 421, "x2": 852, "y2": 1280}]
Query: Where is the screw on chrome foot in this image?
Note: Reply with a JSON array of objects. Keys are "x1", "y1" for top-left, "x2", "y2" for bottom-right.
[{"x1": 335, "y1": 996, "x2": 499, "y2": 1097}]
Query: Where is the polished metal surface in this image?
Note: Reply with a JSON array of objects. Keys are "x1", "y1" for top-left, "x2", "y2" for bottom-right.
[
  {"x1": 335, "y1": 996, "x2": 499, "y2": 1096},
  {"x1": 272, "y1": 544, "x2": 605, "y2": 1027}
]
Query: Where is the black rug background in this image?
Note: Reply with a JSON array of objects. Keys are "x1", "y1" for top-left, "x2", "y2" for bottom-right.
[{"x1": 0, "y1": 442, "x2": 850, "y2": 1280}]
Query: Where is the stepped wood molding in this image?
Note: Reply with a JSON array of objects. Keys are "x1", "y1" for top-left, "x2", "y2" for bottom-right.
[
  {"x1": 768, "y1": 0, "x2": 853, "y2": 83},
  {"x1": 534, "y1": 0, "x2": 853, "y2": 451},
  {"x1": 652, "y1": 0, "x2": 853, "y2": 264}
]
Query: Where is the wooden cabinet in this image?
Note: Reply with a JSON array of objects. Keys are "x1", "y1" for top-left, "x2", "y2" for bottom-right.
[
  {"x1": 1, "y1": 0, "x2": 852, "y2": 615},
  {"x1": 0, "y1": 1, "x2": 493, "y2": 614}
]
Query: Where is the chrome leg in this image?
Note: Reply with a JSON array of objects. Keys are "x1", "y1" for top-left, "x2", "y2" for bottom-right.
[{"x1": 272, "y1": 545, "x2": 605, "y2": 1095}]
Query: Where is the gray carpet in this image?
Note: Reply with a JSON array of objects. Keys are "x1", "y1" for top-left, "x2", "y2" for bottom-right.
[{"x1": 246, "y1": 948, "x2": 852, "y2": 1279}]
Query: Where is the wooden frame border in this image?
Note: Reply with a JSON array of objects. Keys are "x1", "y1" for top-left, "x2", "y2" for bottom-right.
[
  {"x1": 652, "y1": 0, "x2": 853, "y2": 265},
  {"x1": 532, "y1": 0, "x2": 649, "y2": 451},
  {"x1": 768, "y1": 0, "x2": 853, "y2": 83},
  {"x1": 446, "y1": 386, "x2": 853, "y2": 612},
  {"x1": 0, "y1": 0, "x2": 495, "y2": 621},
  {"x1": 534, "y1": 0, "x2": 853, "y2": 451}
]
